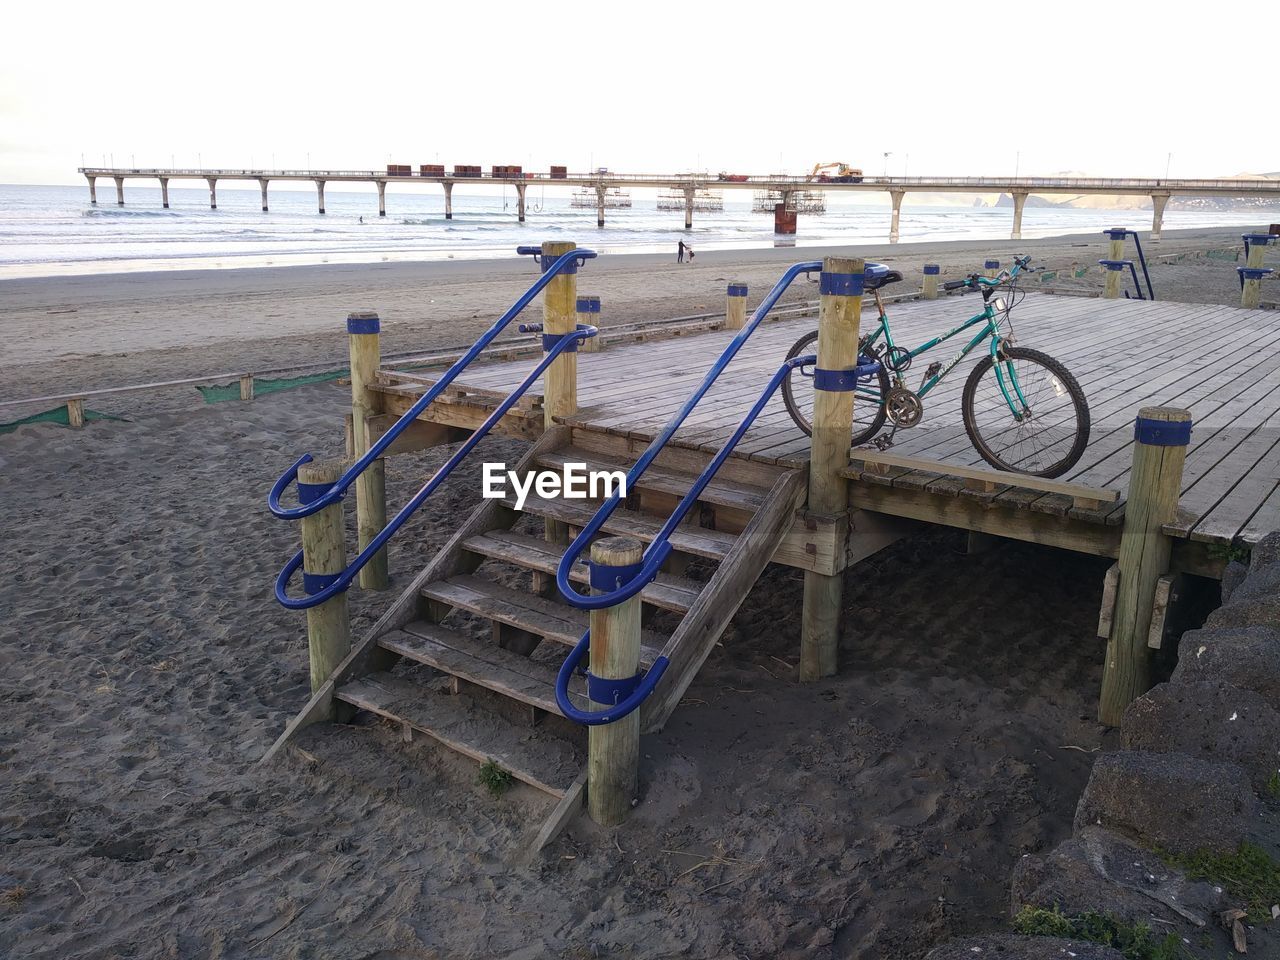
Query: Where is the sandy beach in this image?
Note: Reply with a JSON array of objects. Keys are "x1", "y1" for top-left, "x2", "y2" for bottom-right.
[{"x1": 0, "y1": 224, "x2": 1270, "y2": 958}]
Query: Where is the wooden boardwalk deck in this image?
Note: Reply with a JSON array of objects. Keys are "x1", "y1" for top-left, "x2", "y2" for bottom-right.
[{"x1": 381, "y1": 293, "x2": 1280, "y2": 550}]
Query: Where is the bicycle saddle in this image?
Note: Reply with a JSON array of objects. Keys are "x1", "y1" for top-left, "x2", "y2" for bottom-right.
[{"x1": 863, "y1": 263, "x2": 903, "y2": 290}]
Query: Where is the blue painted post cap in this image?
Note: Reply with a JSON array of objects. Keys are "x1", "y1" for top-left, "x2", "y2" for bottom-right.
[
  {"x1": 1238, "y1": 267, "x2": 1273, "y2": 280},
  {"x1": 1134, "y1": 413, "x2": 1192, "y2": 446},
  {"x1": 922, "y1": 264, "x2": 940, "y2": 275},
  {"x1": 346, "y1": 311, "x2": 381, "y2": 335},
  {"x1": 819, "y1": 271, "x2": 865, "y2": 296},
  {"x1": 576, "y1": 296, "x2": 602, "y2": 313},
  {"x1": 1106, "y1": 227, "x2": 1130, "y2": 240},
  {"x1": 984, "y1": 260, "x2": 1000, "y2": 269},
  {"x1": 727, "y1": 283, "x2": 748, "y2": 297},
  {"x1": 1098, "y1": 259, "x2": 1130, "y2": 271},
  {"x1": 1242, "y1": 234, "x2": 1276, "y2": 244}
]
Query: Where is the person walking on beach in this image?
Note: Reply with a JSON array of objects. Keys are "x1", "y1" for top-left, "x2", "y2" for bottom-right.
[{"x1": 677, "y1": 240, "x2": 685, "y2": 264}]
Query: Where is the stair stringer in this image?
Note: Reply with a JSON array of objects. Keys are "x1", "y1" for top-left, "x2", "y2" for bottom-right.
[
  {"x1": 259, "y1": 425, "x2": 573, "y2": 764},
  {"x1": 639, "y1": 466, "x2": 808, "y2": 733}
]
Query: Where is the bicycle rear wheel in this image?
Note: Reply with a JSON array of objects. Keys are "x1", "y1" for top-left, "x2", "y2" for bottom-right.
[
  {"x1": 961, "y1": 346, "x2": 1089, "y2": 478},
  {"x1": 781, "y1": 330, "x2": 889, "y2": 445}
]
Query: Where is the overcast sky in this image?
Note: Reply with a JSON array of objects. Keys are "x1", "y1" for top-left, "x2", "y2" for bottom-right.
[{"x1": 3, "y1": 0, "x2": 1276, "y2": 185}]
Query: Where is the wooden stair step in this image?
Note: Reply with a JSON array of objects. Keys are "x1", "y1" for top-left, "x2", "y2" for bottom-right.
[
  {"x1": 378, "y1": 620, "x2": 590, "y2": 716},
  {"x1": 421, "y1": 574, "x2": 666, "y2": 663},
  {"x1": 336, "y1": 672, "x2": 581, "y2": 798},
  {"x1": 535, "y1": 449, "x2": 768, "y2": 513},
  {"x1": 462, "y1": 530, "x2": 702, "y2": 614},
  {"x1": 502, "y1": 494, "x2": 738, "y2": 561}
]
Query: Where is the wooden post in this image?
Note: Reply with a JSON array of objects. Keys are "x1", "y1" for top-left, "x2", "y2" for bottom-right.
[
  {"x1": 543, "y1": 241, "x2": 578, "y2": 546},
  {"x1": 725, "y1": 283, "x2": 748, "y2": 330},
  {"x1": 587, "y1": 536, "x2": 643, "y2": 826},
  {"x1": 239, "y1": 374, "x2": 254, "y2": 401},
  {"x1": 66, "y1": 397, "x2": 85, "y2": 429},
  {"x1": 1098, "y1": 407, "x2": 1191, "y2": 725},
  {"x1": 1240, "y1": 235, "x2": 1272, "y2": 310},
  {"x1": 348, "y1": 311, "x2": 388, "y2": 590},
  {"x1": 984, "y1": 259, "x2": 1000, "y2": 280},
  {"x1": 298, "y1": 458, "x2": 352, "y2": 707},
  {"x1": 1103, "y1": 227, "x2": 1126, "y2": 299},
  {"x1": 800, "y1": 256, "x2": 863, "y2": 681},
  {"x1": 542, "y1": 241, "x2": 578, "y2": 428},
  {"x1": 576, "y1": 295, "x2": 601, "y2": 352},
  {"x1": 921, "y1": 264, "x2": 940, "y2": 300}
]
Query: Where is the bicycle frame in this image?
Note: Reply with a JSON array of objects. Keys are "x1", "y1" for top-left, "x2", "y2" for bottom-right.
[
  {"x1": 861, "y1": 299, "x2": 1001, "y2": 398},
  {"x1": 861, "y1": 257, "x2": 1036, "y2": 417}
]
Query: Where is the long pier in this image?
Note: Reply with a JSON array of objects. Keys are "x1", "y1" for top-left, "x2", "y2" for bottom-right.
[{"x1": 77, "y1": 166, "x2": 1280, "y2": 242}]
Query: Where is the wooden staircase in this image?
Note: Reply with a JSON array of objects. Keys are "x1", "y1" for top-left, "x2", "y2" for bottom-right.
[{"x1": 263, "y1": 425, "x2": 806, "y2": 840}]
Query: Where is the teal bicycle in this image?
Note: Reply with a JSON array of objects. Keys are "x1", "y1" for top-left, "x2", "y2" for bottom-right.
[{"x1": 781, "y1": 255, "x2": 1091, "y2": 478}]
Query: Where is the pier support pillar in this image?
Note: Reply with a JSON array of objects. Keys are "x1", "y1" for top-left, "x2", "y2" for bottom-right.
[
  {"x1": 376, "y1": 179, "x2": 386, "y2": 217},
  {"x1": 587, "y1": 536, "x2": 643, "y2": 826},
  {"x1": 683, "y1": 187, "x2": 694, "y2": 230},
  {"x1": 159, "y1": 177, "x2": 170, "y2": 209},
  {"x1": 114, "y1": 176, "x2": 125, "y2": 206},
  {"x1": 87, "y1": 176, "x2": 97, "y2": 205},
  {"x1": 1010, "y1": 190, "x2": 1027, "y2": 240},
  {"x1": 443, "y1": 181, "x2": 453, "y2": 220},
  {"x1": 595, "y1": 185, "x2": 606, "y2": 228},
  {"x1": 516, "y1": 182, "x2": 527, "y2": 223},
  {"x1": 800, "y1": 256, "x2": 864, "y2": 681},
  {"x1": 315, "y1": 179, "x2": 326, "y2": 215},
  {"x1": 1150, "y1": 192, "x2": 1170, "y2": 241},
  {"x1": 1098, "y1": 407, "x2": 1190, "y2": 726},
  {"x1": 922, "y1": 263, "x2": 940, "y2": 300},
  {"x1": 348, "y1": 311, "x2": 389, "y2": 590},
  {"x1": 297, "y1": 457, "x2": 352, "y2": 713},
  {"x1": 1103, "y1": 227, "x2": 1126, "y2": 298},
  {"x1": 258, "y1": 178, "x2": 269, "y2": 212},
  {"x1": 888, "y1": 189, "x2": 904, "y2": 243},
  {"x1": 207, "y1": 178, "x2": 217, "y2": 210},
  {"x1": 774, "y1": 192, "x2": 797, "y2": 234},
  {"x1": 725, "y1": 283, "x2": 748, "y2": 331},
  {"x1": 542, "y1": 240, "x2": 579, "y2": 546}
]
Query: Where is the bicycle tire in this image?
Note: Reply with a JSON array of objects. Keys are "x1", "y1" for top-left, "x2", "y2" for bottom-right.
[
  {"x1": 961, "y1": 346, "x2": 1090, "y2": 478},
  {"x1": 781, "y1": 330, "x2": 890, "y2": 445}
]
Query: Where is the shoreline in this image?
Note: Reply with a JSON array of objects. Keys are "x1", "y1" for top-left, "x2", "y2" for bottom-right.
[{"x1": 0, "y1": 222, "x2": 1257, "y2": 293}]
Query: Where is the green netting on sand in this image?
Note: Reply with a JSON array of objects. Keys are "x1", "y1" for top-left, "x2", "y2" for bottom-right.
[
  {"x1": 196, "y1": 369, "x2": 348, "y2": 404},
  {"x1": 0, "y1": 406, "x2": 127, "y2": 435}
]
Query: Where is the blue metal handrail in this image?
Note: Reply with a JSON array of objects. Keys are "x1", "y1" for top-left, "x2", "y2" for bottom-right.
[
  {"x1": 275, "y1": 323, "x2": 598, "y2": 609},
  {"x1": 553, "y1": 351, "x2": 883, "y2": 725},
  {"x1": 550, "y1": 259, "x2": 821, "y2": 615},
  {"x1": 267, "y1": 247, "x2": 596, "y2": 520}
]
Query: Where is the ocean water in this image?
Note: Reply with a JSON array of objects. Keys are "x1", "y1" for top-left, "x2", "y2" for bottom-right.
[{"x1": 0, "y1": 182, "x2": 1264, "y2": 279}]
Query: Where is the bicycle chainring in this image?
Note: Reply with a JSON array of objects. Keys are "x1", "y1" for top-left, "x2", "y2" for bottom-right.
[{"x1": 885, "y1": 386, "x2": 924, "y2": 427}]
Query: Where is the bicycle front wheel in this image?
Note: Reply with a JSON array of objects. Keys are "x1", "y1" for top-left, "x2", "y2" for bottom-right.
[
  {"x1": 961, "y1": 346, "x2": 1090, "y2": 478},
  {"x1": 781, "y1": 330, "x2": 889, "y2": 445}
]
